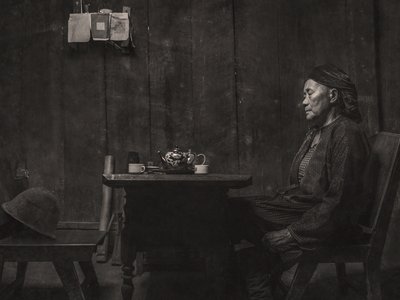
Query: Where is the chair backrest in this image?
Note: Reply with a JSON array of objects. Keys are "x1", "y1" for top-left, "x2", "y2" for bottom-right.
[{"x1": 359, "y1": 132, "x2": 400, "y2": 252}]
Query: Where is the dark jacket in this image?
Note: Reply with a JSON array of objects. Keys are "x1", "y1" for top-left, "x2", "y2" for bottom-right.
[
  {"x1": 254, "y1": 116, "x2": 370, "y2": 245},
  {"x1": 284, "y1": 116, "x2": 370, "y2": 244}
]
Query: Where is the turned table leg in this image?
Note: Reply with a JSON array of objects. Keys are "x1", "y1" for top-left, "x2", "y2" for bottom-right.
[
  {"x1": 121, "y1": 193, "x2": 136, "y2": 300},
  {"x1": 121, "y1": 262, "x2": 134, "y2": 300}
]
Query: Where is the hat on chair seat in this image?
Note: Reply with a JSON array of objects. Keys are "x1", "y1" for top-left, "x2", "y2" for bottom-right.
[{"x1": 2, "y1": 187, "x2": 60, "y2": 239}]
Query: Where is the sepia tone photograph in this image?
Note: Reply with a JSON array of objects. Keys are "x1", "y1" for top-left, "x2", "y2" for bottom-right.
[{"x1": 1, "y1": 0, "x2": 400, "y2": 299}]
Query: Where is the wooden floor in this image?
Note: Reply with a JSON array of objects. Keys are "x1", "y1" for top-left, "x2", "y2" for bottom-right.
[{"x1": 2, "y1": 259, "x2": 400, "y2": 299}]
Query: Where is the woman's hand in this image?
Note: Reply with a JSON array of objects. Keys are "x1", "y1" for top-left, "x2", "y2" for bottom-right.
[{"x1": 262, "y1": 228, "x2": 296, "y2": 253}]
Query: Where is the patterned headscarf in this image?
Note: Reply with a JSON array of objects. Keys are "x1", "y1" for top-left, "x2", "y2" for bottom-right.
[{"x1": 308, "y1": 64, "x2": 362, "y2": 123}]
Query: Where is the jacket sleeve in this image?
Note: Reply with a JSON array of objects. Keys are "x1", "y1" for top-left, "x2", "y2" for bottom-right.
[{"x1": 287, "y1": 128, "x2": 369, "y2": 244}]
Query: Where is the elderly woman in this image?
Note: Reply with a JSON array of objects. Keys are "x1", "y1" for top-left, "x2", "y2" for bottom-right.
[{"x1": 231, "y1": 64, "x2": 370, "y2": 299}]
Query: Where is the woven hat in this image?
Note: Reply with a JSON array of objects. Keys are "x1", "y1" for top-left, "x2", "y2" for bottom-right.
[{"x1": 2, "y1": 187, "x2": 60, "y2": 239}]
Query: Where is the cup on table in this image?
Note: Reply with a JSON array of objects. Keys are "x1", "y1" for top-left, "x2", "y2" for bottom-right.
[
  {"x1": 128, "y1": 163, "x2": 146, "y2": 174},
  {"x1": 194, "y1": 164, "x2": 209, "y2": 174}
]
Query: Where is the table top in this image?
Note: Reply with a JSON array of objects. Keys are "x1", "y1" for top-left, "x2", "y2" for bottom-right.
[{"x1": 103, "y1": 173, "x2": 252, "y2": 189}]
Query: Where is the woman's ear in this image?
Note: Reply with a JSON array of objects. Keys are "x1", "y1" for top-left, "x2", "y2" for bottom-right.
[{"x1": 329, "y1": 88, "x2": 338, "y2": 104}]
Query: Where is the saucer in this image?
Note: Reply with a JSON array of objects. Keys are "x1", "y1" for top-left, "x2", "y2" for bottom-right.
[
  {"x1": 162, "y1": 168, "x2": 194, "y2": 174},
  {"x1": 146, "y1": 166, "x2": 160, "y2": 170}
]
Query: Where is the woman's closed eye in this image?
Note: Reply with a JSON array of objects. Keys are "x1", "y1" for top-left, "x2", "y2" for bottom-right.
[{"x1": 303, "y1": 90, "x2": 314, "y2": 98}]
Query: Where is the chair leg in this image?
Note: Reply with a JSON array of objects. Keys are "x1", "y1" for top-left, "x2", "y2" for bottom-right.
[
  {"x1": 12, "y1": 261, "x2": 28, "y2": 296},
  {"x1": 285, "y1": 262, "x2": 317, "y2": 300},
  {"x1": 364, "y1": 260, "x2": 382, "y2": 300},
  {"x1": 79, "y1": 261, "x2": 99, "y2": 300},
  {"x1": 0, "y1": 261, "x2": 28, "y2": 300},
  {"x1": 335, "y1": 263, "x2": 348, "y2": 295},
  {"x1": 54, "y1": 261, "x2": 86, "y2": 300},
  {"x1": 15, "y1": 262, "x2": 28, "y2": 287},
  {"x1": 0, "y1": 256, "x2": 8, "y2": 299}
]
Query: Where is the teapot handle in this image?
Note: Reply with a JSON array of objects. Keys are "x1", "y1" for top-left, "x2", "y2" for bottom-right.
[{"x1": 196, "y1": 154, "x2": 206, "y2": 165}]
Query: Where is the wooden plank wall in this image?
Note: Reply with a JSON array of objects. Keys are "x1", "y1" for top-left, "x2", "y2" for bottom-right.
[
  {"x1": 0, "y1": 0, "x2": 380, "y2": 225},
  {"x1": 0, "y1": 1, "x2": 26, "y2": 201}
]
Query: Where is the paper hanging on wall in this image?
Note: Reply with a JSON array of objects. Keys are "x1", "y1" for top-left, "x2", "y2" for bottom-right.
[
  {"x1": 110, "y1": 13, "x2": 129, "y2": 41},
  {"x1": 91, "y1": 13, "x2": 110, "y2": 41},
  {"x1": 68, "y1": 13, "x2": 91, "y2": 43}
]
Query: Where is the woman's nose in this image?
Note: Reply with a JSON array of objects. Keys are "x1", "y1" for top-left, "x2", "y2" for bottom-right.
[{"x1": 302, "y1": 97, "x2": 308, "y2": 105}]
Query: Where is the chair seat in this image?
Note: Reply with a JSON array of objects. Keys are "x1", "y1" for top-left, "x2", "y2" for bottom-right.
[
  {"x1": 0, "y1": 230, "x2": 106, "y2": 261},
  {"x1": 0, "y1": 229, "x2": 106, "y2": 300}
]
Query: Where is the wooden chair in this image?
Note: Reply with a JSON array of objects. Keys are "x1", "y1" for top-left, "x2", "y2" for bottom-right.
[
  {"x1": 0, "y1": 229, "x2": 105, "y2": 300},
  {"x1": 284, "y1": 132, "x2": 400, "y2": 300}
]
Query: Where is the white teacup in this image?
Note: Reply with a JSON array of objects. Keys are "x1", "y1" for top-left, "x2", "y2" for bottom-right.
[
  {"x1": 128, "y1": 163, "x2": 146, "y2": 174},
  {"x1": 194, "y1": 164, "x2": 209, "y2": 174}
]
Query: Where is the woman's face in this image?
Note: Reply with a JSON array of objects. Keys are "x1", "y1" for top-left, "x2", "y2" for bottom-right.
[{"x1": 302, "y1": 79, "x2": 332, "y2": 122}]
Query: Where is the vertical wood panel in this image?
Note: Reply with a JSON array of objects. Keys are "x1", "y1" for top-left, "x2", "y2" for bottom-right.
[
  {"x1": 148, "y1": 0, "x2": 194, "y2": 155},
  {"x1": 104, "y1": 0, "x2": 150, "y2": 211},
  {"x1": 192, "y1": 0, "x2": 237, "y2": 174},
  {"x1": 62, "y1": 1, "x2": 106, "y2": 221},
  {"x1": 346, "y1": 0, "x2": 380, "y2": 135},
  {"x1": 0, "y1": 2, "x2": 25, "y2": 201},
  {"x1": 234, "y1": 0, "x2": 281, "y2": 195},
  {"x1": 105, "y1": 0, "x2": 150, "y2": 171},
  {"x1": 21, "y1": 0, "x2": 65, "y2": 202}
]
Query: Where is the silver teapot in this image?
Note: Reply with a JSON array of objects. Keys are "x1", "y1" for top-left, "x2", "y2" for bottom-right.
[{"x1": 158, "y1": 146, "x2": 205, "y2": 169}]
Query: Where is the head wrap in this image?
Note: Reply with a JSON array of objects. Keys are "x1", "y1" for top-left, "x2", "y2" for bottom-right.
[{"x1": 308, "y1": 64, "x2": 362, "y2": 123}]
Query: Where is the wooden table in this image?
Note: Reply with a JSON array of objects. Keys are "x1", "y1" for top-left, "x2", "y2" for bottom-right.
[{"x1": 103, "y1": 173, "x2": 252, "y2": 300}]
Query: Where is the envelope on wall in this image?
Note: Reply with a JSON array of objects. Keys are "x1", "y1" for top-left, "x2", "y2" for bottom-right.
[
  {"x1": 110, "y1": 13, "x2": 129, "y2": 41},
  {"x1": 91, "y1": 13, "x2": 110, "y2": 41},
  {"x1": 68, "y1": 13, "x2": 91, "y2": 43}
]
